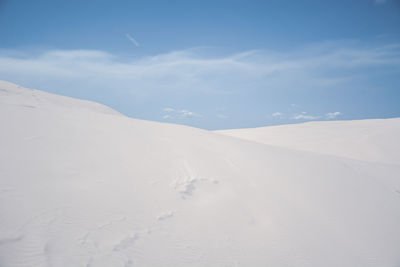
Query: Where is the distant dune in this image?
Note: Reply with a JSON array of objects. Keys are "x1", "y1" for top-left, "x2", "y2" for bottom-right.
[
  {"x1": 217, "y1": 117, "x2": 400, "y2": 166},
  {"x1": 1, "y1": 80, "x2": 399, "y2": 267}
]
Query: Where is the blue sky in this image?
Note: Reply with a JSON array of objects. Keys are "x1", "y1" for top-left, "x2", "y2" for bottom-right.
[{"x1": 0, "y1": 0, "x2": 399, "y2": 129}]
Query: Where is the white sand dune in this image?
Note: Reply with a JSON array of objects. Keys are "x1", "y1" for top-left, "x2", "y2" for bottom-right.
[
  {"x1": 217, "y1": 118, "x2": 400, "y2": 166},
  {"x1": 0, "y1": 80, "x2": 399, "y2": 267}
]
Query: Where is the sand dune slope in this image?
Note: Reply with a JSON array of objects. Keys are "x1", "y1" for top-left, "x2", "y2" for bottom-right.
[{"x1": 217, "y1": 118, "x2": 400, "y2": 165}]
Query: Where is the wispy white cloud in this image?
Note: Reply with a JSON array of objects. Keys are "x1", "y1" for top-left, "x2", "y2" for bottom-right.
[
  {"x1": 292, "y1": 112, "x2": 320, "y2": 120},
  {"x1": 326, "y1": 111, "x2": 342, "y2": 119},
  {"x1": 0, "y1": 42, "x2": 398, "y2": 97},
  {"x1": 163, "y1": 108, "x2": 201, "y2": 119},
  {"x1": 164, "y1": 107, "x2": 175, "y2": 113},
  {"x1": 126, "y1": 33, "x2": 140, "y2": 47},
  {"x1": 162, "y1": 114, "x2": 172, "y2": 119},
  {"x1": 272, "y1": 112, "x2": 283, "y2": 117},
  {"x1": 0, "y1": 41, "x2": 398, "y2": 128},
  {"x1": 180, "y1": 110, "x2": 201, "y2": 118}
]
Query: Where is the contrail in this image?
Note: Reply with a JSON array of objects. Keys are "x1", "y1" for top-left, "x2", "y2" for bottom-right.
[{"x1": 125, "y1": 33, "x2": 140, "y2": 47}]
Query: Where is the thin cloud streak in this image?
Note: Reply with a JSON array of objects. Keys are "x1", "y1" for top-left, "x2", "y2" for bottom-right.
[{"x1": 126, "y1": 33, "x2": 140, "y2": 47}]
